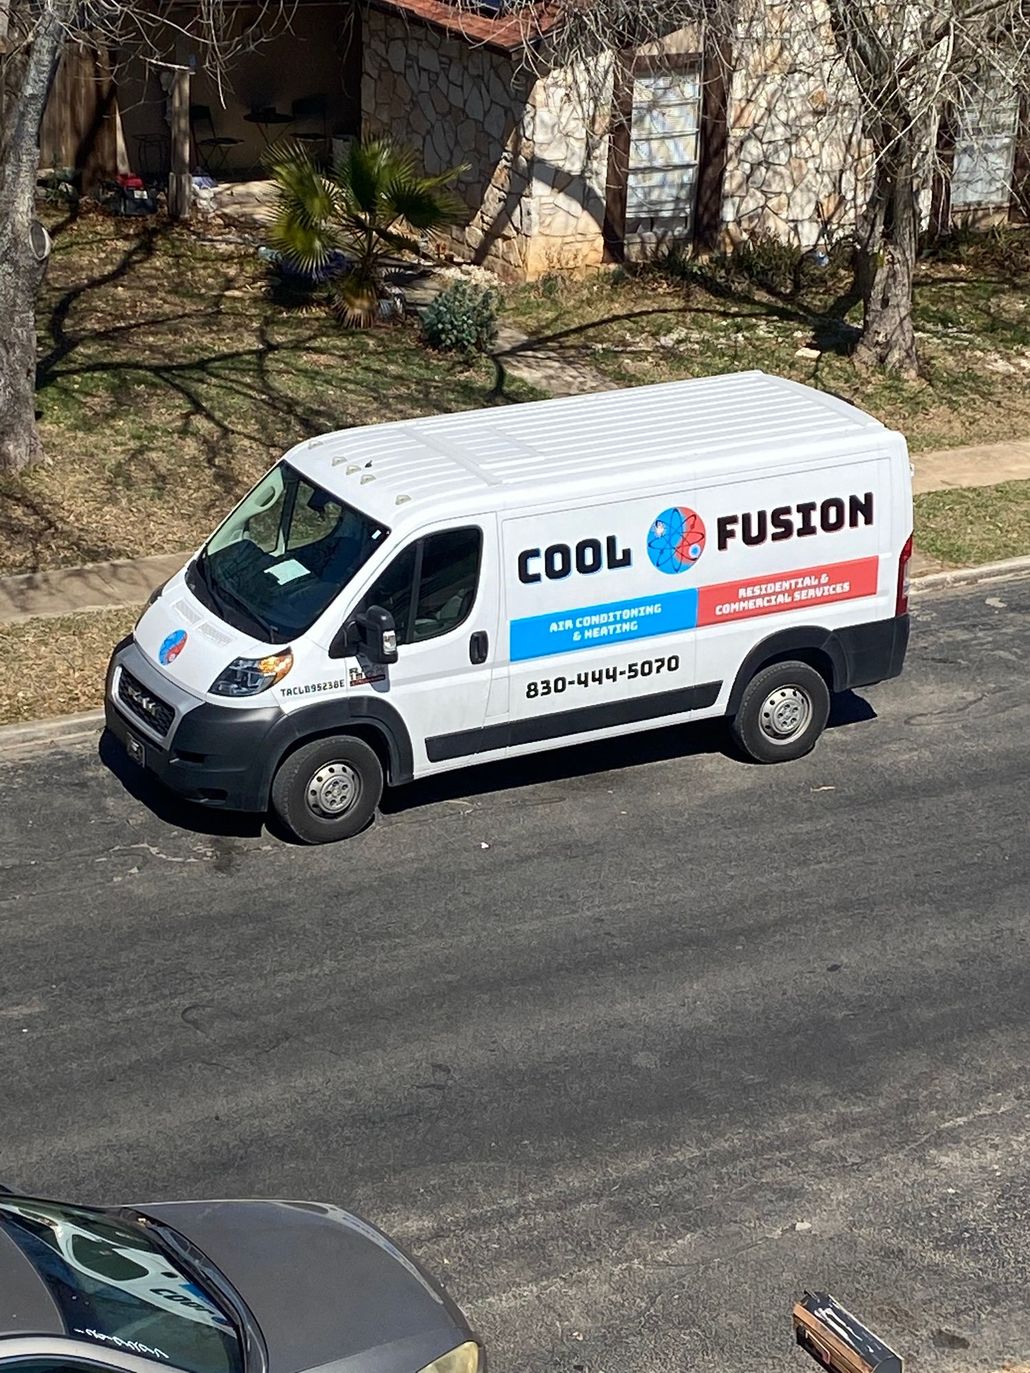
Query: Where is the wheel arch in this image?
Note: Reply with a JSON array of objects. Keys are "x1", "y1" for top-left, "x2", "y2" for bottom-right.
[
  {"x1": 725, "y1": 626, "x2": 845, "y2": 717},
  {"x1": 259, "y1": 695, "x2": 415, "y2": 804}
]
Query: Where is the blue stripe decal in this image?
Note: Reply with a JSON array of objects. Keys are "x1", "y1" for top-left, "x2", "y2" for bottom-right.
[{"x1": 510, "y1": 588, "x2": 699, "y2": 662}]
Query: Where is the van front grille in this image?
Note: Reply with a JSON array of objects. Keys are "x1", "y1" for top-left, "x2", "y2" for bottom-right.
[{"x1": 118, "y1": 669, "x2": 174, "y2": 737}]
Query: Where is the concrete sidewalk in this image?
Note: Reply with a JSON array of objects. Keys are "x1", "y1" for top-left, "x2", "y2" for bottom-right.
[
  {"x1": 911, "y1": 437, "x2": 1030, "y2": 494},
  {"x1": 0, "y1": 551, "x2": 189, "y2": 627},
  {"x1": 1, "y1": 438, "x2": 1029, "y2": 627}
]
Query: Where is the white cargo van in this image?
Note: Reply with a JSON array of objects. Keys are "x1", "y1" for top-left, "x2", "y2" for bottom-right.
[{"x1": 106, "y1": 371, "x2": 912, "y2": 843}]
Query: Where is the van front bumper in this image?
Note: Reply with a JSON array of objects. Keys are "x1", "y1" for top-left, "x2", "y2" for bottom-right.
[{"x1": 105, "y1": 639, "x2": 283, "y2": 812}]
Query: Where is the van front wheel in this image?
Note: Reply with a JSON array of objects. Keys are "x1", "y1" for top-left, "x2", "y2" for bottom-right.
[
  {"x1": 731, "y1": 661, "x2": 830, "y2": 764},
  {"x1": 271, "y1": 735, "x2": 383, "y2": 843}
]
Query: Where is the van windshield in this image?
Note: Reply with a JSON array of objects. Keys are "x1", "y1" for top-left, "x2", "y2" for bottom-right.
[{"x1": 188, "y1": 463, "x2": 388, "y2": 643}]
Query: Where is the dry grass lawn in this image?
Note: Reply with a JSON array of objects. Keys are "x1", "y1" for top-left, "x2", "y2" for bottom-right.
[
  {"x1": 506, "y1": 229, "x2": 1030, "y2": 455},
  {"x1": 0, "y1": 607, "x2": 138, "y2": 725},
  {"x1": 0, "y1": 213, "x2": 538, "y2": 577},
  {"x1": 914, "y1": 479, "x2": 1030, "y2": 567}
]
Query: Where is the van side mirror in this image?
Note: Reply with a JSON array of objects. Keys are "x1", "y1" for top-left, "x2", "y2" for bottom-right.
[
  {"x1": 364, "y1": 605, "x2": 398, "y2": 665},
  {"x1": 330, "y1": 604, "x2": 398, "y2": 664}
]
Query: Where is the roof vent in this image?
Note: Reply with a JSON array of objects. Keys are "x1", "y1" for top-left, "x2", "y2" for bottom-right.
[
  {"x1": 360, "y1": 473, "x2": 376, "y2": 484},
  {"x1": 395, "y1": 494, "x2": 411, "y2": 505}
]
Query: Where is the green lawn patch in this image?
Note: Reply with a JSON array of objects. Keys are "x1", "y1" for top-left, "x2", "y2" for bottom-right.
[
  {"x1": 504, "y1": 233, "x2": 1030, "y2": 456},
  {"x1": 914, "y1": 479, "x2": 1030, "y2": 568}
]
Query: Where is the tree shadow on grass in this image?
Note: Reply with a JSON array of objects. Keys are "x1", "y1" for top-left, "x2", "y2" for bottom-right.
[
  {"x1": 36, "y1": 223, "x2": 169, "y2": 386},
  {"x1": 488, "y1": 268, "x2": 869, "y2": 400},
  {"x1": 0, "y1": 481, "x2": 121, "y2": 569},
  {"x1": 12, "y1": 222, "x2": 531, "y2": 573}
]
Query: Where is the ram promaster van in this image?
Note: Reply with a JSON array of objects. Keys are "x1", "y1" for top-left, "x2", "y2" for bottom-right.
[{"x1": 106, "y1": 372, "x2": 912, "y2": 843}]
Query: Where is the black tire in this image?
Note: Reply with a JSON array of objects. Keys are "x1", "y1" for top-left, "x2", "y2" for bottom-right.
[
  {"x1": 271, "y1": 734, "x2": 383, "y2": 844},
  {"x1": 730, "y1": 660, "x2": 831, "y2": 764}
]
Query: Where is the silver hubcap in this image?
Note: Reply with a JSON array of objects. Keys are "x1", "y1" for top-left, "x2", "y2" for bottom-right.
[
  {"x1": 759, "y1": 685, "x2": 812, "y2": 742},
  {"x1": 307, "y1": 761, "x2": 361, "y2": 818}
]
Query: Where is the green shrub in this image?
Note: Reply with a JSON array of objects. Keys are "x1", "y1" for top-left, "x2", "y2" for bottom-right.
[
  {"x1": 421, "y1": 279, "x2": 500, "y2": 355},
  {"x1": 711, "y1": 232, "x2": 802, "y2": 293},
  {"x1": 652, "y1": 242, "x2": 696, "y2": 281}
]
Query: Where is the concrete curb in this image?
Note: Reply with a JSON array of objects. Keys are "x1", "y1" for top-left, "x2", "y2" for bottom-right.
[
  {"x1": 912, "y1": 552, "x2": 1030, "y2": 591},
  {"x1": 2, "y1": 554, "x2": 1029, "y2": 761},
  {"x1": 0, "y1": 709, "x2": 105, "y2": 760}
]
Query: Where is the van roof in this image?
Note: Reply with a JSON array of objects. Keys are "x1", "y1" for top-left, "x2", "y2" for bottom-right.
[{"x1": 285, "y1": 371, "x2": 892, "y2": 527}]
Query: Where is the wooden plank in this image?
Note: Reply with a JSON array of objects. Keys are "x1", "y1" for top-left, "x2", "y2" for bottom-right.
[
  {"x1": 694, "y1": 37, "x2": 732, "y2": 251},
  {"x1": 38, "y1": 42, "x2": 119, "y2": 187},
  {"x1": 602, "y1": 49, "x2": 634, "y2": 263},
  {"x1": 167, "y1": 65, "x2": 192, "y2": 219}
]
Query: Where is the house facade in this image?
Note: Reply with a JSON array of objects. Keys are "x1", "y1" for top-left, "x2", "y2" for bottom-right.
[
  {"x1": 361, "y1": 0, "x2": 1028, "y2": 279},
  {"x1": 38, "y1": 0, "x2": 1029, "y2": 280}
]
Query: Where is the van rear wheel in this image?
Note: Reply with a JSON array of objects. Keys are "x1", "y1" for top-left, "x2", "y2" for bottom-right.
[
  {"x1": 731, "y1": 661, "x2": 830, "y2": 764},
  {"x1": 271, "y1": 735, "x2": 383, "y2": 843}
]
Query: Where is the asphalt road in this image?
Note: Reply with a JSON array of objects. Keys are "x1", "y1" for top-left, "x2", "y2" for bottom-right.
[{"x1": 3, "y1": 575, "x2": 1030, "y2": 1373}]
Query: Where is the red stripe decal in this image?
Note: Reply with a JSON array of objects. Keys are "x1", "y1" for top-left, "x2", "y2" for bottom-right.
[{"x1": 697, "y1": 557, "x2": 880, "y2": 626}]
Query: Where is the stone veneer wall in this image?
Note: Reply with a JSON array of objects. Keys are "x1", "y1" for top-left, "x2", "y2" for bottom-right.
[
  {"x1": 361, "y1": 5, "x2": 536, "y2": 277},
  {"x1": 521, "y1": 55, "x2": 614, "y2": 276},
  {"x1": 719, "y1": 0, "x2": 870, "y2": 249},
  {"x1": 362, "y1": 8, "x2": 620, "y2": 279}
]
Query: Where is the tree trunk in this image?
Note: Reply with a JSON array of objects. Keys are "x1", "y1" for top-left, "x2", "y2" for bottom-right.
[
  {"x1": 852, "y1": 149, "x2": 920, "y2": 377},
  {"x1": 0, "y1": 5, "x2": 68, "y2": 474}
]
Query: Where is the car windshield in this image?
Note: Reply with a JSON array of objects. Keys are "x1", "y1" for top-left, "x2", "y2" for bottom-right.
[
  {"x1": 0, "y1": 1197, "x2": 243, "y2": 1373},
  {"x1": 190, "y1": 462, "x2": 388, "y2": 643}
]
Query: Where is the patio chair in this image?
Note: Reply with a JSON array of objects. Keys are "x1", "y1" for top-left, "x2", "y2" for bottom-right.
[
  {"x1": 190, "y1": 104, "x2": 243, "y2": 174},
  {"x1": 291, "y1": 95, "x2": 330, "y2": 163},
  {"x1": 135, "y1": 133, "x2": 169, "y2": 185}
]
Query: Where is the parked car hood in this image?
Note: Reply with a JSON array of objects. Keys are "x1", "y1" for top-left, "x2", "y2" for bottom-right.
[{"x1": 137, "y1": 1200, "x2": 470, "y2": 1373}]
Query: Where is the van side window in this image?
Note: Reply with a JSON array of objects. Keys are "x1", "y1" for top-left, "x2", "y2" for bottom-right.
[
  {"x1": 413, "y1": 528, "x2": 482, "y2": 641},
  {"x1": 359, "y1": 527, "x2": 482, "y2": 645},
  {"x1": 361, "y1": 543, "x2": 418, "y2": 641}
]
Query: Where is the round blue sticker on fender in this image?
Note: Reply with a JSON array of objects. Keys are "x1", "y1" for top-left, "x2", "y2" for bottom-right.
[{"x1": 159, "y1": 629, "x2": 188, "y2": 665}]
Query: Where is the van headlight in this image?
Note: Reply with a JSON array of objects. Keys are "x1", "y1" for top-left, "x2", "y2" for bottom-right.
[
  {"x1": 210, "y1": 649, "x2": 293, "y2": 697},
  {"x1": 417, "y1": 1343, "x2": 481, "y2": 1373}
]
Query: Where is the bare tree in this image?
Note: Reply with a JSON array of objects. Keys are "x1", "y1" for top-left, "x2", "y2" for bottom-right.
[
  {"x1": 0, "y1": 0, "x2": 292, "y2": 474},
  {"x1": 460, "y1": 0, "x2": 1029, "y2": 376},
  {"x1": 819, "y1": 0, "x2": 1030, "y2": 374}
]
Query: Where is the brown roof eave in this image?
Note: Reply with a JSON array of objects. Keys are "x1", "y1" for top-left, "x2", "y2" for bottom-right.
[{"x1": 363, "y1": 0, "x2": 557, "y2": 55}]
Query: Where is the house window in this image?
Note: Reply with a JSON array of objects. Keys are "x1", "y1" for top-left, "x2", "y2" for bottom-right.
[
  {"x1": 951, "y1": 83, "x2": 1020, "y2": 208},
  {"x1": 624, "y1": 58, "x2": 702, "y2": 253}
]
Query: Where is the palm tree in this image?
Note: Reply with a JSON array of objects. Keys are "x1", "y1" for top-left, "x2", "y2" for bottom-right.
[{"x1": 264, "y1": 136, "x2": 468, "y2": 326}]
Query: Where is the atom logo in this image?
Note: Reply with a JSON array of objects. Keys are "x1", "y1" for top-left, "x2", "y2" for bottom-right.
[
  {"x1": 159, "y1": 629, "x2": 188, "y2": 665},
  {"x1": 647, "y1": 506, "x2": 707, "y2": 574}
]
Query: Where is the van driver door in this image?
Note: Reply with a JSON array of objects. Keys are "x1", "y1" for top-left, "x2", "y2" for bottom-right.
[{"x1": 341, "y1": 516, "x2": 505, "y2": 773}]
